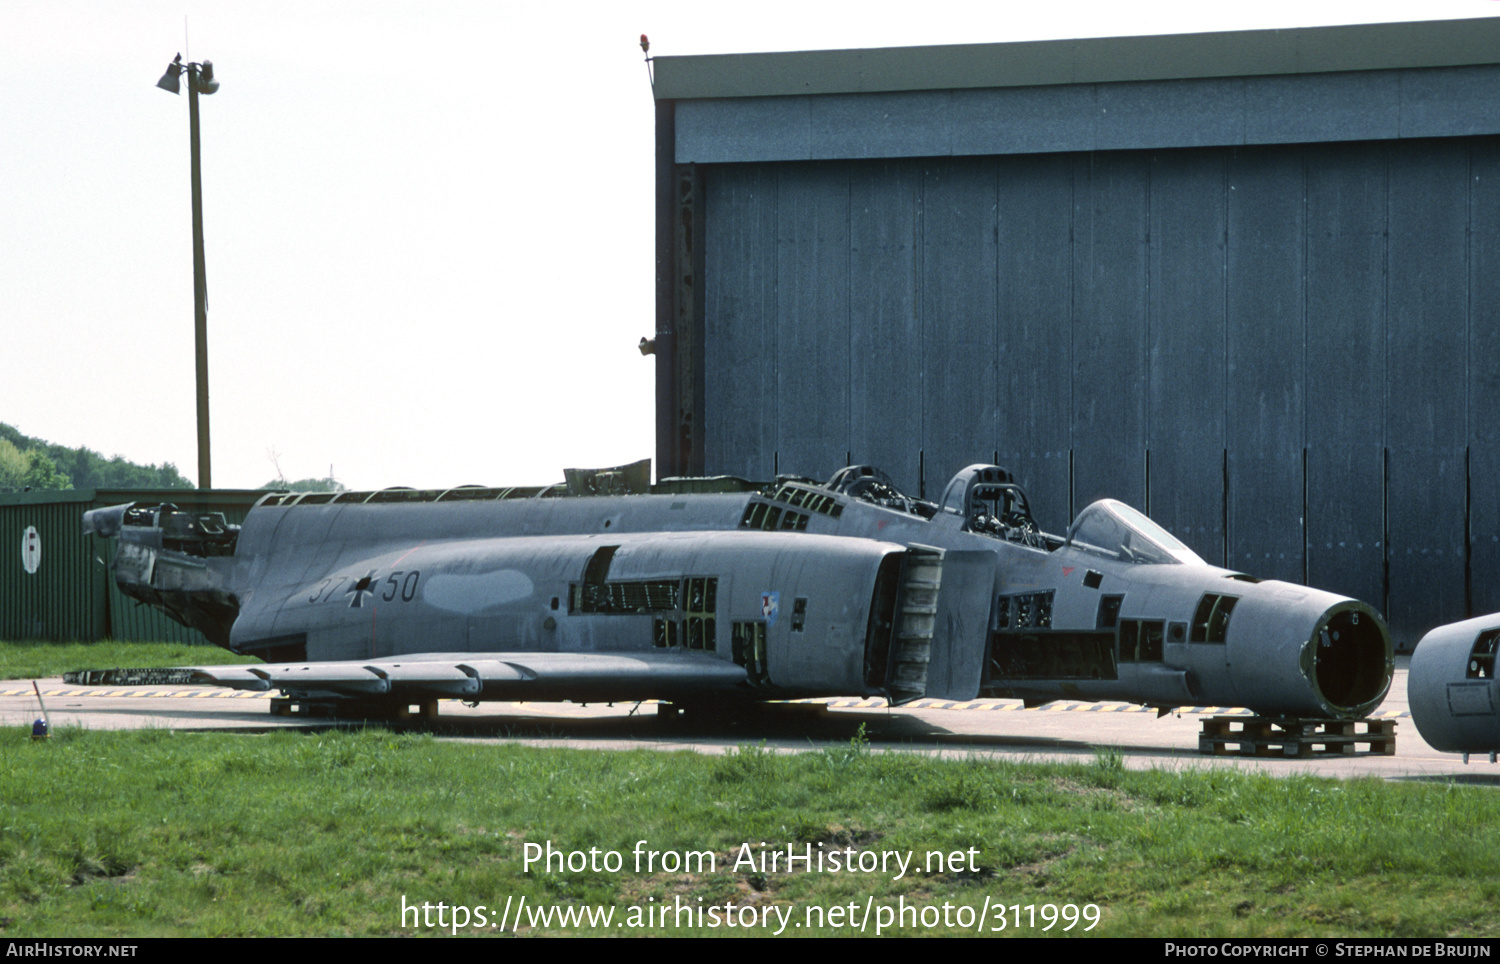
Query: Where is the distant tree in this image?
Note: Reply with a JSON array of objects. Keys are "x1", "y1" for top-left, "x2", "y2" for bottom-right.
[
  {"x1": 0, "y1": 422, "x2": 190, "y2": 491},
  {"x1": 0, "y1": 439, "x2": 27, "y2": 488},
  {"x1": 0, "y1": 438, "x2": 72, "y2": 490},
  {"x1": 260, "y1": 476, "x2": 346, "y2": 493},
  {"x1": 23, "y1": 449, "x2": 72, "y2": 490}
]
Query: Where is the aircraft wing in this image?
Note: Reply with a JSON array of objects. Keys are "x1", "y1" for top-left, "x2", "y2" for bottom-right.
[{"x1": 185, "y1": 650, "x2": 752, "y2": 703}]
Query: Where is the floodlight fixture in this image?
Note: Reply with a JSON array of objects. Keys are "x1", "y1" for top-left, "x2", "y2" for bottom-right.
[
  {"x1": 156, "y1": 54, "x2": 183, "y2": 94},
  {"x1": 195, "y1": 60, "x2": 218, "y2": 94}
]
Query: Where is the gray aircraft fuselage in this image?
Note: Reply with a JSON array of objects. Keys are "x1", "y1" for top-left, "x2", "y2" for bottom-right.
[
  {"x1": 82, "y1": 463, "x2": 1393, "y2": 717},
  {"x1": 1408, "y1": 613, "x2": 1500, "y2": 757}
]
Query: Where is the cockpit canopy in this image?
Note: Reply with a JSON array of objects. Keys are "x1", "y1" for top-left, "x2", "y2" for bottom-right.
[{"x1": 1065, "y1": 499, "x2": 1206, "y2": 566}]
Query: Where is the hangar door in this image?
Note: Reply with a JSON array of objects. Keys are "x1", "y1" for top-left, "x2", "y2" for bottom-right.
[{"x1": 698, "y1": 137, "x2": 1500, "y2": 645}]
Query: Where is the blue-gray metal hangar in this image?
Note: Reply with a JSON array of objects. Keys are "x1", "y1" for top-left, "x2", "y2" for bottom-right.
[{"x1": 648, "y1": 18, "x2": 1500, "y2": 650}]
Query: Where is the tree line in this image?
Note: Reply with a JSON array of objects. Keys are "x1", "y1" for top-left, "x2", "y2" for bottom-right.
[{"x1": 0, "y1": 422, "x2": 193, "y2": 491}]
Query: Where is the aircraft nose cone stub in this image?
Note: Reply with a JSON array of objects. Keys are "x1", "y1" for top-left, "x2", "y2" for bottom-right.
[{"x1": 1306, "y1": 602, "x2": 1392, "y2": 718}]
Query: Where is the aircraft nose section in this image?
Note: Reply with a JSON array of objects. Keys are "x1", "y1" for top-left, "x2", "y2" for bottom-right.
[
  {"x1": 1225, "y1": 586, "x2": 1392, "y2": 718},
  {"x1": 1408, "y1": 614, "x2": 1500, "y2": 754}
]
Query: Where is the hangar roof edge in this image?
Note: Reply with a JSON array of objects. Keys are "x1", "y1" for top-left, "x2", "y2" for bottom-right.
[{"x1": 652, "y1": 17, "x2": 1500, "y2": 100}]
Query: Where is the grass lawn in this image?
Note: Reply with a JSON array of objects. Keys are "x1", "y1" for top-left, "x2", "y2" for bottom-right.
[
  {"x1": 3, "y1": 641, "x2": 1495, "y2": 938},
  {"x1": 0, "y1": 725, "x2": 1496, "y2": 938}
]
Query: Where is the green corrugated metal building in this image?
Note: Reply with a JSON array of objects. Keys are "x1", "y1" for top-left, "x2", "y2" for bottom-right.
[{"x1": 0, "y1": 488, "x2": 267, "y2": 644}]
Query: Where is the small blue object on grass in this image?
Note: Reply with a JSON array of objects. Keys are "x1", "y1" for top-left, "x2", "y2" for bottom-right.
[{"x1": 31, "y1": 718, "x2": 48, "y2": 740}]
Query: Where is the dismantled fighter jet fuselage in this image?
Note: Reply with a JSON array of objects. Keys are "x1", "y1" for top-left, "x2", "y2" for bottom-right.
[{"x1": 81, "y1": 462, "x2": 1393, "y2": 721}]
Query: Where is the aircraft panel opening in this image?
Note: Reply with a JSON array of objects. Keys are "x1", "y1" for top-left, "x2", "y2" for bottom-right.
[
  {"x1": 732, "y1": 622, "x2": 769, "y2": 685},
  {"x1": 996, "y1": 591, "x2": 1054, "y2": 629},
  {"x1": 1468, "y1": 630, "x2": 1498, "y2": 680},
  {"x1": 862, "y1": 553, "x2": 904, "y2": 690},
  {"x1": 1096, "y1": 594, "x2": 1123, "y2": 629},
  {"x1": 1191, "y1": 594, "x2": 1239, "y2": 643},
  {"x1": 988, "y1": 631, "x2": 1119, "y2": 680},
  {"x1": 1312, "y1": 608, "x2": 1390, "y2": 714},
  {"x1": 1118, "y1": 620, "x2": 1165, "y2": 662}
]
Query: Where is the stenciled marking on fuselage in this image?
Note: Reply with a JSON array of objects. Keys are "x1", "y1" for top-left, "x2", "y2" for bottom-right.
[{"x1": 305, "y1": 569, "x2": 423, "y2": 608}]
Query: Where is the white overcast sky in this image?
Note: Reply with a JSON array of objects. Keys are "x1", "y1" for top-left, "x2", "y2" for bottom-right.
[{"x1": 3, "y1": 1, "x2": 1497, "y2": 491}]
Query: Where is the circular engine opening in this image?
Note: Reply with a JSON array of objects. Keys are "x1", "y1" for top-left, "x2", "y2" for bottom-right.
[{"x1": 1313, "y1": 607, "x2": 1391, "y2": 714}]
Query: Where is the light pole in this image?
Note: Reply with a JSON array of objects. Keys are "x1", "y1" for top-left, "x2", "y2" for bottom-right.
[{"x1": 156, "y1": 54, "x2": 219, "y2": 489}]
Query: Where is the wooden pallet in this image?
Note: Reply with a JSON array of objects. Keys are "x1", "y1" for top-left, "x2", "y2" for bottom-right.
[{"x1": 1199, "y1": 716, "x2": 1396, "y2": 757}]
